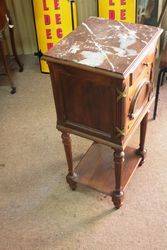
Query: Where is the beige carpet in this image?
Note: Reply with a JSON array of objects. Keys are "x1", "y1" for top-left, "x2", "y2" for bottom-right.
[{"x1": 0, "y1": 55, "x2": 167, "y2": 250}]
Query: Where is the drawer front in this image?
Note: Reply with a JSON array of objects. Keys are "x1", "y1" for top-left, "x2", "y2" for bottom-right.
[
  {"x1": 128, "y1": 79, "x2": 150, "y2": 120},
  {"x1": 130, "y1": 50, "x2": 156, "y2": 86},
  {"x1": 126, "y1": 52, "x2": 156, "y2": 132}
]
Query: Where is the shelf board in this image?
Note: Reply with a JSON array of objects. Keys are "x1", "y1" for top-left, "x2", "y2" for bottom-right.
[{"x1": 71, "y1": 143, "x2": 142, "y2": 195}]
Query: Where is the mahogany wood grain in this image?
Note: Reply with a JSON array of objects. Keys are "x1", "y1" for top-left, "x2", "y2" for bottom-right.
[
  {"x1": 61, "y1": 132, "x2": 73, "y2": 175},
  {"x1": 136, "y1": 112, "x2": 149, "y2": 166},
  {"x1": 0, "y1": 0, "x2": 8, "y2": 31},
  {"x1": 70, "y1": 144, "x2": 141, "y2": 197},
  {"x1": 61, "y1": 132, "x2": 77, "y2": 190},
  {"x1": 46, "y1": 18, "x2": 162, "y2": 208},
  {"x1": 8, "y1": 22, "x2": 23, "y2": 72},
  {"x1": 112, "y1": 149, "x2": 125, "y2": 208},
  {"x1": 48, "y1": 49, "x2": 155, "y2": 148},
  {"x1": 48, "y1": 62, "x2": 122, "y2": 145},
  {"x1": 0, "y1": 0, "x2": 23, "y2": 73},
  {"x1": 160, "y1": 44, "x2": 167, "y2": 68}
]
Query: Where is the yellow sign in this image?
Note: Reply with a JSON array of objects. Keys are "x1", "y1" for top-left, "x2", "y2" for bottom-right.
[
  {"x1": 98, "y1": 0, "x2": 136, "y2": 23},
  {"x1": 33, "y1": 0, "x2": 77, "y2": 73}
]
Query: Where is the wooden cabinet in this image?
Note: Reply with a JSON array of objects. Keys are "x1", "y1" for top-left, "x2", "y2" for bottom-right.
[
  {"x1": 0, "y1": 0, "x2": 8, "y2": 31},
  {"x1": 44, "y1": 17, "x2": 162, "y2": 208},
  {"x1": 0, "y1": 0, "x2": 23, "y2": 93}
]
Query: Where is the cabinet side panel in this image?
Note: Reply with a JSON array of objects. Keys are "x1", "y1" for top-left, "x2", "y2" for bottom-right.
[
  {"x1": 48, "y1": 63, "x2": 123, "y2": 143},
  {"x1": 48, "y1": 62, "x2": 65, "y2": 124}
]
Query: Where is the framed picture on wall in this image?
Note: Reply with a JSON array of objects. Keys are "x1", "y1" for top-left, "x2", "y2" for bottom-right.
[{"x1": 137, "y1": 0, "x2": 159, "y2": 26}]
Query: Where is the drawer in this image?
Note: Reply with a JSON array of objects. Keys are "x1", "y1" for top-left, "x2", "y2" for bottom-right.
[
  {"x1": 128, "y1": 79, "x2": 151, "y2": 120},
  {"x1": 130, "y1": 51, "x2": 155, "y2": 86}
]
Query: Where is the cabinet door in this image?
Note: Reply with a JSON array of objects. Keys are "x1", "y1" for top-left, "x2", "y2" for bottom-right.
[
  {"x1": 32, "y1": 0, "x2": 77, "y2": 73},
  {"x1": 49, "y1": 63, "x2": 122, "y2": 143}
]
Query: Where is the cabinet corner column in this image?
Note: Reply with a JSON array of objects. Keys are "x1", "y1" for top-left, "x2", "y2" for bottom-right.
[
  {"x1": 136, "y1": 112, "x2": 149, "y2": 166},
  {"x1": 61, "y1": 132, "x2": 77, "y2": 190},
  {"x1": 112, "y1": 149, "x2": 125, "y2": 209}
]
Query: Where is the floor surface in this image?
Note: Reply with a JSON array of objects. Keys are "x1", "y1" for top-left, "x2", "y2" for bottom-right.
[{"x1": 0, "y1": 56, "x2": 167, "y2": 250}]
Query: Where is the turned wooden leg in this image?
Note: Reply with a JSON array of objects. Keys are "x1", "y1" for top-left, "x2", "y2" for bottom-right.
[
  {"x1": 136, "y1": 112, "x2": 149, "y2": 166},
  {"x1": 153, "y1": 69, "x2": 164, "y2": 119},
  {"x1": 112, "y1": 149, "x2": 125, "y2": 209},
  {"x1": 0, "y1": 37, "x2": 16, "y2": 94},
  {"x1": 61, "y1": 132, "x2": 77, "y2": 190},
  {"x1": 9, "y1": 26, "x2": 23, "y2": 72}
]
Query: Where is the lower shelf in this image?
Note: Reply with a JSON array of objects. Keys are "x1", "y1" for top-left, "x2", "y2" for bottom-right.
[{"x1": 71, "y1": 143, "x2": 142, "y2": 195}]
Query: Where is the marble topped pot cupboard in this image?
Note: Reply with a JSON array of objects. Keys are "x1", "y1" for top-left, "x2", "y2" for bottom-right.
[{"x1": 44, "y1": 17, "x2": 162, "y2": 209}]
